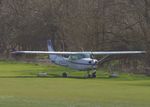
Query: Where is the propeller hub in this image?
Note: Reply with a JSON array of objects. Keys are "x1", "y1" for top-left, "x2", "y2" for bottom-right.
[{"x1": 89, "y1": 59, "x2": 98, "y2": 65}]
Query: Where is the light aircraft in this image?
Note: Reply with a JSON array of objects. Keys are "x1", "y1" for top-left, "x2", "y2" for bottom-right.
[{"x1": 12, "y1": 40, "x2": 146, "y2": 78}]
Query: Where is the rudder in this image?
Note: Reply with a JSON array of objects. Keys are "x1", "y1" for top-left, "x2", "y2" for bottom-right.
[{"x1": 47, "y1": 40, "x2": 54, "y2": 51}]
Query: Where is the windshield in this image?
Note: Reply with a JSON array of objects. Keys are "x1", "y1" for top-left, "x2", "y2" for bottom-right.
[{"x1": 69, "y1": 54, "x2": 90, "y2": 60}]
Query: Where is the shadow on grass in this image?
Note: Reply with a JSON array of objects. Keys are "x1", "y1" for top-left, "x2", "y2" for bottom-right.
[
  {"x1": 0, "y1": 74, "x2": 110, "y2": 79},
  {"x1": 0, "y1": 76, "x2": 38, "y2": 78},
  {"x1": 46, "y1": 74, "x2": 111, "y2": 79},
  {"x1": 49, "y1": 74, "x2": 86, "y2": 79}
]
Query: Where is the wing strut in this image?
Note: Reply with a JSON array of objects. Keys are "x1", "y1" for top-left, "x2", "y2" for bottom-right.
[{"x1": 98, "y1": 55, "x2": 110, "y2": 64}]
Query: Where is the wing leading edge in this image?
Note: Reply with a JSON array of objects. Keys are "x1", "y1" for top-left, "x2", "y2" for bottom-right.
[{"x1": 12, "y1": 51, "x2": 146, "y2": 55}]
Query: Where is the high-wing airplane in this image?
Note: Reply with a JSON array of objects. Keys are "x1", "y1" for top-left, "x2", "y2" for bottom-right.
[{"x1": 12, "y1": 40, "x2": 146, "y2": 78}]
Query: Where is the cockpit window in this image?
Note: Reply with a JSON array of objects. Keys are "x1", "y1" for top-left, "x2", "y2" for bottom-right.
[{"x1": 69, "y1": 54, "x2": 90, "y2": 60}]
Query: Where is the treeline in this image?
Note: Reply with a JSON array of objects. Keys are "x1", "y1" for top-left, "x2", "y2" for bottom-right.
[{"x1": 0, "y1": 0, "x2": 150, "y2": 70}]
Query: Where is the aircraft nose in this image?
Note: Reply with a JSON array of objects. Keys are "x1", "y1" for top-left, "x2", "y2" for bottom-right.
[{"x1": 94, "y1": 60, "x2": 98, "y2": 64}]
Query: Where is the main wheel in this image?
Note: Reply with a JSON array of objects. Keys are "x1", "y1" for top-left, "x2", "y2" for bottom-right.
[
  {"x1": 92, "y1": 72, "x2": 96, "y2": 78},
  {"x1": 88, "y1": 74, "x2": 91, "y2": 78},
  {"x1": 62, "y1": 72, "x2": 68, "y2": 78}
]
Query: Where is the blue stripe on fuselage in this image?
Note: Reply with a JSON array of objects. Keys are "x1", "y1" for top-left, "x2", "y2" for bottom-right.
[{"x1": 68, "y1": 60, "x2": 95, "y2": 66}]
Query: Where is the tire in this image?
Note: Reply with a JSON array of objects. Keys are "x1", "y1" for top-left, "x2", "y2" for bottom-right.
[{"x1": 62, "y1": 72, "x2": 68, "y2": 78}]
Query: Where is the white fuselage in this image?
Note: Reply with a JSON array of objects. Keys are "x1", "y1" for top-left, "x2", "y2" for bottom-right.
[
  {"x1": 50, "y1": 54, "x2": 98, "y2": 71},
  {"x1": 67, "y1": 58, "x2": 97, "y2": 70}
]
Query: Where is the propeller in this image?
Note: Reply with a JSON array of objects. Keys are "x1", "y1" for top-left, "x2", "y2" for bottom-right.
[{"x1": 90, "y1": 51, "x2": 98, "y2": 69}]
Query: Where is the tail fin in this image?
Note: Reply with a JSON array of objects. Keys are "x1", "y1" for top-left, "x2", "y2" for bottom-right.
[
  {"x1": 47, "y1": 40, "x2": 67, "y2": 66},
  {"x1": 47, "y1": 40, "x2": 54, "y2": 51},
  {"x1": 47, "y1": 40, "x2": 56, "y2": 61}
]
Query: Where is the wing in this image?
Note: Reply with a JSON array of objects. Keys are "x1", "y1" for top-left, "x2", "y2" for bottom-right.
[
  {"x1": 90, "y1": 51, "x2": 146, "y2": 55},
  {"x1": 12, "y1": 51, "x2": 146, "y2": 55},
  {"x1": 12, "y1": 51, "x2": 80, "y2": 55}
]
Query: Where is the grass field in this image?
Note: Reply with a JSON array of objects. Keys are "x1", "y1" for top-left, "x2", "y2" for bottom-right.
[{"x1": 0, "y1": 60, "x2": 150, "y2": 107}]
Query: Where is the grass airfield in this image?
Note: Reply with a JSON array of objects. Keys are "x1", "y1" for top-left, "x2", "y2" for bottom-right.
[{"x1": 0, "y1": 61, "x2": 150, "y2": 107}]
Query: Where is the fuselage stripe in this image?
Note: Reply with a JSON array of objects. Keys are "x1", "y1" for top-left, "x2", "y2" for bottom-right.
[{"x1": 68, "y1": 60, "x2": 95, "y2": 66}]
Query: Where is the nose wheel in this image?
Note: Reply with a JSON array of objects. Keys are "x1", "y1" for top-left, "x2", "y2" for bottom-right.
[
  {"x1": 62, "y1": 72, "x2": 68, "y2": 78},
  {"x1": 87, "y1": 70, "x2": 96, "y2": 78},
  {"x1": 92, "y1": 71, "x2": 96, "y2": 78}
]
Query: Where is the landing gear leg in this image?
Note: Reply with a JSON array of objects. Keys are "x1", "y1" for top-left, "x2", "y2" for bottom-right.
[
  {"x1": 92, "y1": 70, "x2": 96, "y2": 78},
  {"x1": 86, "y1": 70, "x2": 96, "y2": 78}
]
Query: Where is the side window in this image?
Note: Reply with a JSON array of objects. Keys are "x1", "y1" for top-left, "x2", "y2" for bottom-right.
[
  {"x1": 69, "y1": 55, "x2": 78, "y2": 60},
  {"x1": 77, "y1": 54, "x2": 87, "y2": 59},
  {"x1": 69, "y1": 54, "x2": 87, "y2": 60},
  {"x1": 73, "y1": 55, "x2": 78, "y2": 60}
]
